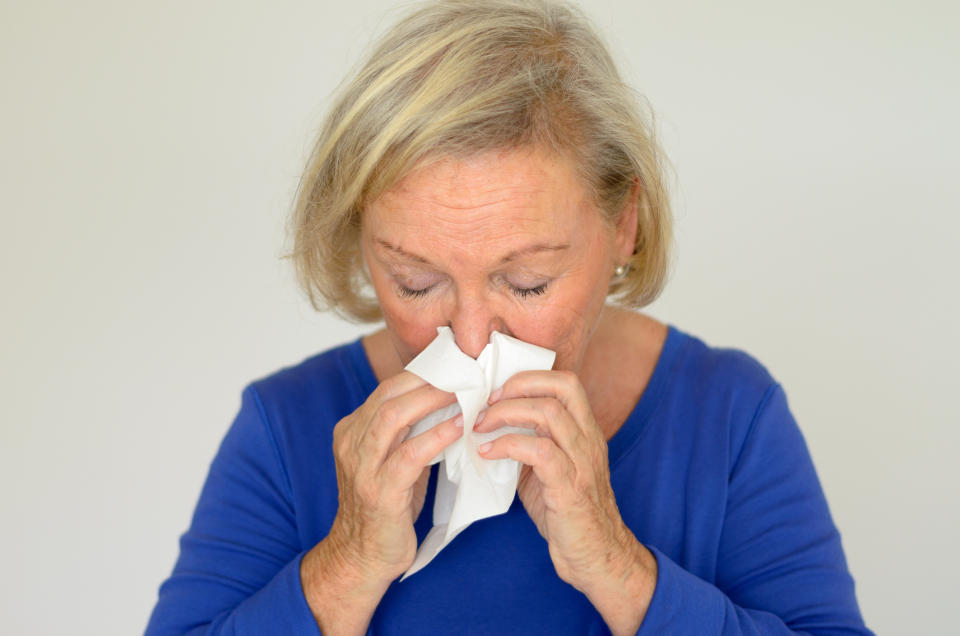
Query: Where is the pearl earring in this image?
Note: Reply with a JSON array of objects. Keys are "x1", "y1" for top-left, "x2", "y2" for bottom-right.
[{"x1": 614, "y1": 263, "x2": 629, "y2": 278}]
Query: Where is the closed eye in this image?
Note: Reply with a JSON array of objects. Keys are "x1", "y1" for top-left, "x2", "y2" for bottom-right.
[
  {"x1": 511, "y1": 283, "x2": 548, "y2": 298},
  {"x1": 395, "y1": 281, "x2": 550, "y2": 299},
  {"x1": 397, "y1": 284, "x2": 434, "y2": 298}
]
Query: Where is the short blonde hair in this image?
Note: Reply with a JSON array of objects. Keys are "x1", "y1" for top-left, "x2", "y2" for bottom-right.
[{"x1": 284, "y1": 0, "x2": 674, "y2": 322}]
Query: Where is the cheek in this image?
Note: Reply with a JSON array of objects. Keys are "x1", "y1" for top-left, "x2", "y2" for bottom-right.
[
  {"x1": 537, "y1": 266, "x2": 611, "y2": 370},
  {"x1": 506, "y1": 297, "x2": 594, "y2": 371},
  {"x1": 378, "y1": 297, "x2": 441, "y2": 365},
  {"x1": 544, "y1": 316, "x2": 591, "y2": 371}
]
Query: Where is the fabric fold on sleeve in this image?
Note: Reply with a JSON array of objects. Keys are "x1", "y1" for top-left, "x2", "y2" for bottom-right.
[
  {"x1": 145, "y1": 385, "x2": 322, "y2": 636},
  {"x1": 637, "y1": 545, "x2": 798, "y2": 636},
  {"x1": 180, "y1": 549, "x2": 321, "y2": 635},
  {"x1": 634, "y1": 383, "x2": 873, "y2": 636}
]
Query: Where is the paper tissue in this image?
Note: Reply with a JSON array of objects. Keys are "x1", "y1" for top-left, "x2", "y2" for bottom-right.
[{"x1": 400, "y1": 326, "x2": 556, "y2": 580}]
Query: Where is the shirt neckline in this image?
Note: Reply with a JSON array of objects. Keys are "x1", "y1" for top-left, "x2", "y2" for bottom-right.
[
  {"x1": 607, "y1": 323, "x2": 685, "y2": 465},
  {"x1": 344, "y1": 323, "x2": 686, "y2": 465}
]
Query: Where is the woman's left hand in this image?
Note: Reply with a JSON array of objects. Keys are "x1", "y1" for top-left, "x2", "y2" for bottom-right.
[{"x1": 473, "y1": 369, "x2": 657, "y2": 633}]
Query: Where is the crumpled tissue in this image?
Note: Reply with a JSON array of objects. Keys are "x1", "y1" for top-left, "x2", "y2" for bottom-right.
[{"x1": 400, "y1": 326, "x2": 556, "y2": 580}]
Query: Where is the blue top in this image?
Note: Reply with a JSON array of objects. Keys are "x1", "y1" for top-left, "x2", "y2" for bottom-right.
[{"x1": 145, "y1": 324, "x2": 872, "y2": 635}]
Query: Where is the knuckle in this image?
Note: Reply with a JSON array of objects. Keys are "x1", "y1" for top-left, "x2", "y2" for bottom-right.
[
  {"x1": 534, "y1": 437, "x2": 554, "y2": 461},
  {"x1": 398, "y1": 439, "x2": 420, "y2": 464},
  {"x1": 559, "y1": 370, "x2": 587, "y2": 402},
  {"x1": 376, "y1": 370, "x2": 420, "y2": 400},
  {"x1": 333, "y1": 413, "x2": 352, "y2": 437},
  {"x1": 367, "y1": 377, "x2": 397, "y2": 405},
  {"x1": 332, "y1": 426, "x2": 352, "y2": 459},
  {"x1": 333, "y1": 436, "x2": 349, "y2": 460},
  {"x1": 542, "y1": 398, "x2": 564, "y2": 420},
  {"x1": 431, "y1": 423, "x2": 450, "y2": 443},
  {"x1": 557, "y1": 369, "x2": 579, "y2": 389},
  {"x1": 366, "y1": 381, "x2": 390, "y2": 404},
  {"x1": 375, "y1": 402, "x2": 403, "y2": 430}
]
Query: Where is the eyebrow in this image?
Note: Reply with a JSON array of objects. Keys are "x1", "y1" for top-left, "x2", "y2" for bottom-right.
[{"x1": 374, "y1": 238, "x2": 569, "y2": 265}]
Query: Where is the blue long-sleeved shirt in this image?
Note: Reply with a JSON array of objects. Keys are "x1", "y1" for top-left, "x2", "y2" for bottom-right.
[{"x1": 145, "y1": 324, "x2": 872, "y2": 634}]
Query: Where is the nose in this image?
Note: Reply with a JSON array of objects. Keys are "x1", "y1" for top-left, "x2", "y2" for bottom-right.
[{"x1": 448, "y1": 294, "x2": 504, "y2": 359}]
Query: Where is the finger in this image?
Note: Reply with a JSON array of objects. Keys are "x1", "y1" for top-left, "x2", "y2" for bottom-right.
[
  {"x1": 380, "y1": 413, "x2": 463, "y2": 488},
  {"x1": 363, "y1": 381, "x2": 458, "y2": 464},
  {"x1": 488, "y1": 370, "x2": 592, "y2": 431},
  {"x1": 477, "y1": 433, "x2": 570, "y2": 488},
  {"x1": 370, "y1": 370, "x2": 433, "y2": 403},
  {"x1": 473, "y1": 397, "x2": 581, "y2": 456}
]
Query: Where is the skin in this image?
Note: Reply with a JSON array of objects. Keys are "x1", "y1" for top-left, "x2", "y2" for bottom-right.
[{"x1": 301, "y1": 145, "x2": 663, "y2": 635}]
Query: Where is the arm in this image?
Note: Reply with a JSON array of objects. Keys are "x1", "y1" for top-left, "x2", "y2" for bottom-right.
[
  {"x1": 144, "y1": 385, "x2": 320, "y2": 635},
  {"x1": 147, "y1": 372, "x2": 464, "y2": 635},
  {"x1": 635, "y1": 383, "x2": 873, "y2": 635},
  {"x1": 479, "y1": 374, "x2": 872, "y2": 635}
]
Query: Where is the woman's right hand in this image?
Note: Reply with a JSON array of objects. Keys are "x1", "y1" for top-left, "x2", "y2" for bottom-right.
[
  {"x1": 327, "y1": 370, "x2": 462, "y2": 578},
  {"x1": 301, "y1": 371, "x2": 462, "y2": 633}
]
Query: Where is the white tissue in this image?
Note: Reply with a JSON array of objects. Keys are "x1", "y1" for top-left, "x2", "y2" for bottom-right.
[{"x1": 400, "y1": 326, "x2": 556, "y2": 580}]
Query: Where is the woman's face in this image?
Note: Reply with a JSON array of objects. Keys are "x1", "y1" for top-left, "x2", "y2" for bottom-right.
[{"x1": 360, "y1": 145, "x2": 637, "y2": 372}]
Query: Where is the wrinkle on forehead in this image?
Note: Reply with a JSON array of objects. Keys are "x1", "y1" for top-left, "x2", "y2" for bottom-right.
[
  {"x1": 361, "y1": 146, "x2": 608, "y2": 274},
  {"x1": 373, "y1": 147, "x2": 582, "y2": 216}
]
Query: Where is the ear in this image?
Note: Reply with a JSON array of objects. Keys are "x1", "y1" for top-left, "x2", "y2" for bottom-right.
[{"x1": 613, "y1": 178, "x2": 640, "y2": 264}]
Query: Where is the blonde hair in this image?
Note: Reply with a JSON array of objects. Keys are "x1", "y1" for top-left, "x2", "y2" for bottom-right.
[{"x1": 284, "y1": 0, "x2": 674, "y2": 322}]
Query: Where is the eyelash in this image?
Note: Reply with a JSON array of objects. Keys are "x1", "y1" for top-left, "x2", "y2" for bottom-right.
[
  {"x1": 397, "y1": 282, "x2": 549, "y2": 299},
  {"x1": 512, "y1": 283, "x2": 549, "y2": 298},
  {"x1": 397, "y1": 286, "x2": 432, "y2": 298}
]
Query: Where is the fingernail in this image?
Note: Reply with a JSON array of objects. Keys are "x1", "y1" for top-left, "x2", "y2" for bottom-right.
[
  {"x1": 474, "y1": 410, "x2": 485, "y2": 428},
  {"x1": 478, "y1": 442, "x2": 492, "y2": 454},
  {"x1": 488, "y1": 388, "x2": 502, "y2": 404},
  {"x1": 454, "y1": 414, "x2": 463, "y2": 428}
]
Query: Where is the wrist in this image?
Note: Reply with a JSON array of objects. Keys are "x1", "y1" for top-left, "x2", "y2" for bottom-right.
[
  {"x1": 300, "y1": 532, "x2": 395, "y2": 635},
  {"x1": 329, "y1": 523, "x2": 403, "y2": 588},
  {"x1": 579, "y1": 526, "x2": 657, "y2": 636}
]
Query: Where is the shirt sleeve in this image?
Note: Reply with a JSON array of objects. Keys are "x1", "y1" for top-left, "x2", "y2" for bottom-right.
[
  {"x1": 144, "y1": 385, "x2": 322, "y2": 636},
  {"x1": 636, "y1": 383, "x2": 873, "y2": 635}
]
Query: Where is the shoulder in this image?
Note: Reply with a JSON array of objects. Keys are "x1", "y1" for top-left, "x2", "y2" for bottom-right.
[
  {"x1": 241, "y1": 337, "x2": 375, "y2": 440},
  {"x1": 661, "y1": 326, "x2": 787, "y2": 460},
  {"x1": 674, "y1": 328, "x2": 778, "y2": 396},
  {"x1": 603, "y1": 309, "x2": 779, "y2": 403},
  {"x1": 206, "y1": 339, "x2": 372, "y2": 546}
]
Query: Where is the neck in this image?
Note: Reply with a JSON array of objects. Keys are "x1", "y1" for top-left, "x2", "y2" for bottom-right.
[{"x1": 578, "y1": 306, "x2": 667, "y2": 440}]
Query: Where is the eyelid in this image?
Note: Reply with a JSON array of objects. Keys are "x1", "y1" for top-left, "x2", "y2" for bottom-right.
[
  {"x1": 511, "y1": 282, "x2": 548, "y2": 298},
  {"x1": 397, "y1": 284, "x2": 434, "y2": 298},
  {"x1": 502, "y1": 272, "x2": 551, "y2": 299},
  {"x1": 394, "y1": 275, "x2": 552, "y2": 300},
  {"x1": 392, "y1": 269, "x2": 442, "y2": 292},
  {"x1": 502, "y1": 270, "x2": 550, "y2": 287}
]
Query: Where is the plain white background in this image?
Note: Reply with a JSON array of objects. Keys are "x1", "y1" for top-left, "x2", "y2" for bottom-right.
[{"x1": 2, "y1": 0, "x2": 957, "y2": 633}]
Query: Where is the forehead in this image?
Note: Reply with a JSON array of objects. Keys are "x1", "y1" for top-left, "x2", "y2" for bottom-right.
[{"x1": 365, "y1": 147, "x2": 593, "y2": 227}]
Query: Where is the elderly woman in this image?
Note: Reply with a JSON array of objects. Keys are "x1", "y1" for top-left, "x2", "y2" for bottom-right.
[{"x1": 146, "y1": 1, "x2": 871, "y2": 634}]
